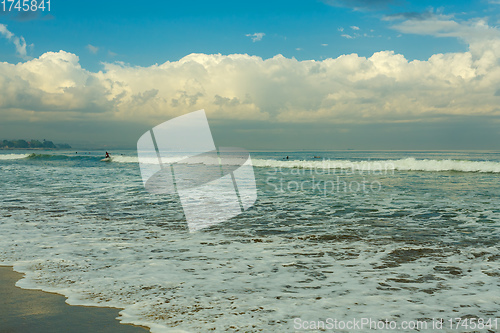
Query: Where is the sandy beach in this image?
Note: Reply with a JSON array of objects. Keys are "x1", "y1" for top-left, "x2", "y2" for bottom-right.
[{"x1": 0, "y1": 266, "x2": 149, "y2": 333}]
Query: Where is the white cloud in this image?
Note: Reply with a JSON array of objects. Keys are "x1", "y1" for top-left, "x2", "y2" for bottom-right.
[
  {"x1": 351, "y1": 26, "x2": 360, "y2": 30},
  {"x1": 0, "y1": 24, "x2": 28, "y2": 58},
  {"x1": 4, "y1": 15, "x2": 500, "y2": 127},
  {"x1": 2, "y1": 37, "x2": 500, "y2": 128},
  {"x1": 341, "y1": 31, "x2": 376, "y2": 39},
  {"x1": 86, "y1": 44, "x2": 99, "y2": 54},
  {"x1": 245, "y1": 33, "x2": 265, "y2": 42},
  {"x1": 0, "y1": 25, "x2": 14, "y2": 39},
  {"x1": 0, "y1": 51, "x2": 111, "y2": 116},
  {"x1": 338, "y1": 27, "x2": 344, "y2": 32},
  {"x1": 390, "y1": 12, "x2": 500, "y2": 74},
  {"x1": 387, "y1": 11, "x2": 496, "y2": 45},
  {"x1": 321, "y1": 44, "x2": 328, "y2": 46}
]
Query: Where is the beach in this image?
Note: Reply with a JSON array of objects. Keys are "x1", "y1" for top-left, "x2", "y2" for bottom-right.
[
  {"x1": 0, "y1": 266, "x2": 148, "y2": 332},
  {"x1": 4, "y1": 0, "x2": 500, "y2": 330}
]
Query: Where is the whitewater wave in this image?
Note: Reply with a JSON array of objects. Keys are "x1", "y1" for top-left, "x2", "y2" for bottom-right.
[
  {"x1": 110, "y1": 155, "x2": 140, "y2": 163},
  {"x1": 0, "y1": 154, "x2": 30, "y2": 160},
  {"x1": 390, "y1": 157, "x2": 500, "y2": 173},
  {"x1": 27, "y1": 153, "x2": 77, "y2": 160},
  {"x1": 112, "y1": 155, "x2": 193, "y2": 164},
  {"x1": 3, "y1": 153, "x2": 500, "y2": 173},
  {"x1": 114, "y1": 155, "x2": 500, "y2": 173},
  {"x1": 252, "y1": 157, "x2": 500, "y2": 173}
]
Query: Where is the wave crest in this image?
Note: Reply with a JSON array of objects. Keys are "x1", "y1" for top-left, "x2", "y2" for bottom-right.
[
  {"x1": 252, "y1": 157, "x2": 500, "y2": 173},
  {"x1": 0, "y1": 154, "x2": 30, "y2": 160}
]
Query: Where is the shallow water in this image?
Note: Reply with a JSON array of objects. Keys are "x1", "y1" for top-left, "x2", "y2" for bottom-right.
[{"x1": 0, "y1": 150, "x2": 499, "y2": 332}]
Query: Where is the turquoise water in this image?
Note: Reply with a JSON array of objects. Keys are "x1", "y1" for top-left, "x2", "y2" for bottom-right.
[{"x1": 0, "y1": 150, "x2": 499, "y2": 332}]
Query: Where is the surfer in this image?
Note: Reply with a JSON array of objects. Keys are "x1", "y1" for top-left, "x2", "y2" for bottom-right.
[{"x1": 105, "y1": 152, "x2": 110, "y2": 159}]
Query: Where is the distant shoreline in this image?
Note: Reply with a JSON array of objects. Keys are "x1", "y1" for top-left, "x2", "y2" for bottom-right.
[
  {"x1": 1, "y1": 139, "x2": 71, "y2": 150},
  {"x1": 0, "y1": 148, "x2": 75, "y2": 151},
  {"x1": 0, "y1": 148, "x2": 63, "y2": 150}
]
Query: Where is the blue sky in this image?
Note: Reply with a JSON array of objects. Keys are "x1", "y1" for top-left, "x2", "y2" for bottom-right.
[
  {"x1": 2, "y1": 0, "x2": 500, "y2": 149},
  {"x1": 2, "y1": 0, "x2": 477, "y2": 68}
]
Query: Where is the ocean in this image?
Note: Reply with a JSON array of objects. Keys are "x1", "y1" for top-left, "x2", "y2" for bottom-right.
[{"x1": 0, "y1": 150, "x2": 499, "y2": 332}]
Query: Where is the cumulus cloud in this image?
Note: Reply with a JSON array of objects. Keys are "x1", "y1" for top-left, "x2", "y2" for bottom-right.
[
  {"x1": 0, "y1": 24, "x2": 28, "y2": 58},
  {"x1": 246, "y1": 33, "x2": 265, "y2": 42},
  {"x1": 2, "y1": 35, "x2": 500, "y2": 128},
  {"x1": 86, "y1": 44, "x2": 99, "y2": 54},
  {"x1": 350, "y1": 26, "x2": 360, "y2": 30},
  {"x1": 0, "y1": 51, "x2": 112, "y2": 115}
]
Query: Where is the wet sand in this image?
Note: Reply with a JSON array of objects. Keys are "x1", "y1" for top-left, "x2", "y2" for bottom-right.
[{"x1": 0, "y1": 266, "x2": 149, "y2": 333}]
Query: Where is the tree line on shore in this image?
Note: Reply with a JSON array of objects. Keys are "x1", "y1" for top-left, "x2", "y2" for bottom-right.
[{"x1": 0, "y1": 139, "x2": 71, "y2": 149}]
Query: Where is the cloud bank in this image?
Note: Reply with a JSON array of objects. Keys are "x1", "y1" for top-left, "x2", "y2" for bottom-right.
[{"x1": 2, "y1": 16, "x2": 500, "y2": 132}]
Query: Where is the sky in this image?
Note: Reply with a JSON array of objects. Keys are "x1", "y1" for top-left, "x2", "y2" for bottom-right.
[{"x1": 1, "y1": 0, "x2": 500, "y2": 150}]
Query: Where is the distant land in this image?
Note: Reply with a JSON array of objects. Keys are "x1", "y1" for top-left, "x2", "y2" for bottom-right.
[{"x1": 0, "y1": 139, "x2": 72, "y2": 149}]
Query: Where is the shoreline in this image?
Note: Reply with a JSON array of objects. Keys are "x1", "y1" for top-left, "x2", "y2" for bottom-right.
[
  {"x1": 0, "y1": 266, "x2": 150, "y2": 332},
  {"x1": 0, "y1": 148, "x2": 66, "y2": 151}
]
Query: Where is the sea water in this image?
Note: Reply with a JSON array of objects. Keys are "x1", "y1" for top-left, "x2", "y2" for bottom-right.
[{"x1": 0, "y1": 150, "x2": 499, "y2": 332}]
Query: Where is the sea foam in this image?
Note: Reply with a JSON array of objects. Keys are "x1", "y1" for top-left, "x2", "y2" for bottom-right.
[
  {"x1": 0, "y1": 153, "x2": 30, "y2": 160},
  {"x1": 252, "y1": 157, "x2": 500, "y2": 173},
  {"x1": 112, "y1": 154, "x2": 500, "y2": 173}
]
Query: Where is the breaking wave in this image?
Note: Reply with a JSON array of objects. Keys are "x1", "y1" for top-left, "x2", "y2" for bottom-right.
[
  {"x1": 3, "y1": 153, "x2": 500, "y2": 173},
  {"x1": 251, "y1": 157, "x2": 500, "y2": 173},
  {"x1": 0, "y1": 154, "x2": 30, "y2": 160}
]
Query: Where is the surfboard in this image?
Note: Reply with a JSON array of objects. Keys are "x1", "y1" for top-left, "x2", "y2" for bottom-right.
[{"x1": 101, "y1": 157, "x2": 111, "y2": 162}]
